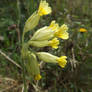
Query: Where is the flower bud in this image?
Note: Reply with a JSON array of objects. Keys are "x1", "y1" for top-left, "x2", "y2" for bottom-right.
[
  {"x1": 21, "y1": 43, "x2": 29, "y2": 59},
  {"x1": 24, "y1": 12, "x2": 40, "y2": 32},
  {"x1": 25, "y1": 52, "x2": 41, "y2": 80},
  {"x1": 34, "y1": 74, "x2": 42, "y2": 80}
]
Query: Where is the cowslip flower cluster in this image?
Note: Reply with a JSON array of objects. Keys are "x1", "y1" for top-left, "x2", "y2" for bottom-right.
[
  {"x1": 28, "y1": 20, "x2": 69, "y2": 49},
  {"x1": 22, "y1": 0, "x2": 69, "y2": 81}
]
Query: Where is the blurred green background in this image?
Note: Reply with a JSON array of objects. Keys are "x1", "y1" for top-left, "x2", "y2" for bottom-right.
[{"x1": 0, "y1": 0, "x2": 92, "y2": 92}]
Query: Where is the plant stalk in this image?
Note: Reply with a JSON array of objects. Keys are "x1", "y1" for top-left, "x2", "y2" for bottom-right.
[{"x1": 22, "y1": 28, "x2": 28, "y2": 92}]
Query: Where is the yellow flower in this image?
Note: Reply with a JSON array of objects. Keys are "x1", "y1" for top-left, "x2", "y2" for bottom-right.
[
  {"x1": 31, "y1": 21, "x2": 59, "y2": 41},
  {"x1": 49, "y1": 20, "x2": 59, "y2": 31},
  {"x1": 35, "y1": 74, "x2": 42, "y2": 80},
  {"x1": 37, "y1": 52, "x2": 67, "y2": 68},
  {"x1": 29, "y1": 38, "x2": 59, "y2": 49},
  {"x1": 38, "y1": 0, "x2": 52, "y2": 16},
  {"x1": 79, "y1": 28, "x2": 87, "y2": 32},
  {"x1": 55, "y1": 24, "x2": 69, "y2": 39},
  {"x1": 49, "y1": 38, "x2": 59, "y2": 49},
  {"x1": 57, "y1": 56, "x2": 67, "y2": 68}
]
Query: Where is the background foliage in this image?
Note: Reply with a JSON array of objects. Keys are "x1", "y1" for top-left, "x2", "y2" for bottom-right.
[{"x1": 0, "y1": 0, "x2": 92, "y2": 92}]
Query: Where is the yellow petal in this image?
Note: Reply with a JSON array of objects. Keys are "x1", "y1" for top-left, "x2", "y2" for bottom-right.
[
  {"x1": 57, "y1": 56, "x2": 67, "y2": 68},
  {"x1": 49, "y1": 38, "x2": 59, "y2": 49},
  {"x1": 38, "y1": 0, "x2": 52, "y2": 16},
  {"x1": 59, "y1": 32, "x2": 69, "y2": 39},
  {"x1": 35, "y1": 74, "x2": 42, "y2": 80},
  {"x1": 60, "y1": 24, "x2": 68, "y2": 31},
  {"x1": 49, "y1": 20, "x2": 59, "y2": 31},
  {"x1": 54, "y1": 24, "x2": 69, "y2": 40}
]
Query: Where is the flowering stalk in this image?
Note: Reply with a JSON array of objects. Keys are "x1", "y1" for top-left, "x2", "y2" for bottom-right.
[
  {"x1": 21, "y1": 1, "x2": 52, "y2": 92},
  {"x1": 21, "y1": 28, "x2": 28, "y2": 92},
  {"x1": 21, "y1": 0, "x2": 69, "y2": 92}
]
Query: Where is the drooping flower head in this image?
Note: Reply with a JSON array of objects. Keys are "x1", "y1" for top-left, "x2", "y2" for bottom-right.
[
  {"x1": 38, "y1": 0, "x2": 52, "y2": 16},
  {"x1": 57, "y1": 56, "x2": 67, "y2": 68},
  {"x1": 49, "y1": 38, "x2": 59, "y2": 49},
  {"x1": 37, "y1": 52, "x2": 67, "y2": 68},
  {"x1": 79, "y1": 28, "x2": 87, "y2": 32},
  {"x1": 55, "y1": 24, "x2": 69, "y2": 39}
]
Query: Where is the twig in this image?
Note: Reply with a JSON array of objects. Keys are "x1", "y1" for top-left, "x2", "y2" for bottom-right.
[{"x1": 0, "y1": 49, "x2": 22, "y2": 69}]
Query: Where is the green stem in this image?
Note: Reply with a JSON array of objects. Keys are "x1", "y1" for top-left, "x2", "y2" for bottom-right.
[
  {"x1": 22, "y1": 59, "x2": 27, "y2": 92},
  {"x1": 22, "y1": 28, "x2": 27, "y2": 92}
]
